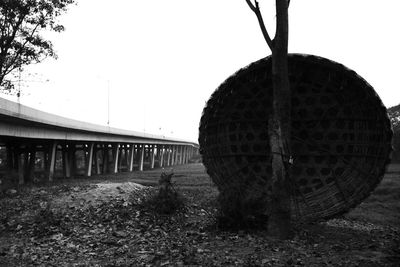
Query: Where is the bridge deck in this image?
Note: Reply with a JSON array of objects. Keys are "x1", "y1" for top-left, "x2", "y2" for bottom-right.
[
  {"x1": 0, "y1": 97, "x2": 198, "y2": 185},
  {"x1": 0, "y1": 97, "x2": 195, "y2": 145}
]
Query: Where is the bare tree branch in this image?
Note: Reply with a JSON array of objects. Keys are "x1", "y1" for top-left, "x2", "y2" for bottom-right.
[
  {"x1": 245, "y1": 0, "x2": 274, "y2": 50},
  {"x1": 245, "y1": 0, "x2": 256, "y2": 12}
]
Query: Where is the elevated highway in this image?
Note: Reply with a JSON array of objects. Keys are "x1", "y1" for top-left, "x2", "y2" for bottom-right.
[{"x1": 0, "y1": 97, "x2": 199, "y2": 184}]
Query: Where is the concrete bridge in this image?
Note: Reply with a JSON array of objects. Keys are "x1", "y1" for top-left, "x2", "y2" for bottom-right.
[{"x1": 0, "y1": 97, "x2": 199, "y2": 184}]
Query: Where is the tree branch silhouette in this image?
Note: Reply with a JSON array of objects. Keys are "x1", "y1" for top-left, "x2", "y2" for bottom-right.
[{"x1": 245, "y1": 0, "x2": 273, "y2": 50}]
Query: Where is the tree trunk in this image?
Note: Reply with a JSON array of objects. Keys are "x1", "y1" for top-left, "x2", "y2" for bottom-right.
[{"x1": 267, "y1": 0, "x2": 292, "y2": 239}]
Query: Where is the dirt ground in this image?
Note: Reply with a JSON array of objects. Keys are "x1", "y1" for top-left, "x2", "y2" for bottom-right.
[{"x1": 0, "y1": 163, "x2": 399, "y2": 266}]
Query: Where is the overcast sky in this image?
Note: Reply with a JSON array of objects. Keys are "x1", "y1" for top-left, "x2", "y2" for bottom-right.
[{"x1": 2, "y1": 0, "x2": 399, "y2": 142}]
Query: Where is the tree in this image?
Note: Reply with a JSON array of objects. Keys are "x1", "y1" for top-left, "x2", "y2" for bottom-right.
[
  {"x1": 246, "y1": 0, "x2": 292, "y2": 239},
  {"x1": 0, "y1": 0, "x2": 75, "y2": 93},
  {"x1": 388, "y1": 104, "x2": 400, "y2": 162}
]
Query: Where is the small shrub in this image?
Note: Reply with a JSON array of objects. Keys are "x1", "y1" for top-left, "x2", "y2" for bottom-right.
[{"x1": 141, "y1": 171, "x2": 184, "y2": 214}]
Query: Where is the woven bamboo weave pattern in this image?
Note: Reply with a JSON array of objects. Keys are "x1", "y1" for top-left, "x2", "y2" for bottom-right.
[{"x1": 199, "y1": 54, "x2": 392, "y2": 221}]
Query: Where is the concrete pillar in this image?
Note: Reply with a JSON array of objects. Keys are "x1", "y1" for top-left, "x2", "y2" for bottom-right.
[
  {"x1": 65, "y1": 145, "x2": 74, "y2": 178},
  {"x1": 166, "y1": 146, "x2": 171, "y2": 166},
  {"x1": 47, "y1": 141, "x2": 57, "y2": 181},
  {"x1": 13, "y1": 147, "x2": 18, "y2": 171},
  {"x1": 95, "y1": 145, "x2": 101, "y2": 175},
  {"x1": 174, "y1": 146, "x2": 179, "y2": 165},
  {"x1": 63, "y1": 144, "x2": 71, "y2": 178},
  {"x1": 156, "y1": 145, "x2": 161, "y2": 167},
  {"x1": 183, "y1": 146, "x2": 187, "y2": 164},
  {"x1": 179, "y1": 146, "x2": 183, "y2": 164},
  {"x1": 85, "y1": 142, "x2": 94, "y2": 177},
  {"x1": 128, "y1": 144, "x2": 135, "y2": 172},
  {"x1": 102, "y1": 145, "x2": 109, "y2": 174},
  {"x1": 26, "y1": 145, "x2": 36, "y2": 183},
  {"x1": 112, "y1": 143, "x2": 120, "y2": 174},
  {"x1": 178, "y1": 146, "x2": 183, "y2": 165},
  {"x1": 150, "y1": 145, "x2": 156, "y2": 169},
  {"x1": 18, "y1": 151, "x2": 24, "y2": 185},
  {"x1": 124, "y1": 145, "x2": 130, "y2": 168},
  {"x1": 186, "y1": 146, "x2": 189, "y2": 163},
  {"x1": 186, "y1": 146, "x2": 190, "y2": 163},
  {"x1": 139, "y1": 145, "x2": 145, "y2": 171},
  {"x1": 171, "y1": 146, "x2": 176, "y2": 166},
  {"x1": 118, "y1": 145, "x2": 124, "y2": 171},
  {"x1": 159, "y1": 145, "x2": 164, "y2": 168}
]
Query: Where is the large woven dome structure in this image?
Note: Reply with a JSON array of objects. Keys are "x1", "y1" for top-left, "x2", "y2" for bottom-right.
[{"x1": 199, "y1": 54, "x2": 392, "y2": 222}]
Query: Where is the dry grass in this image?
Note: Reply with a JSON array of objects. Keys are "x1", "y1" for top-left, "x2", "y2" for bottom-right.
[
  {"x1": 345, "y1": 164, "x2": 400, "y2": 228},
  {"x1": 0, "y1": 163, "x2": 398, "y2": 266}
]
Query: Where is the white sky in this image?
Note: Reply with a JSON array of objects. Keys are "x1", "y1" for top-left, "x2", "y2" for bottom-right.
[{"x1": 2, "y1": 0, "x2": 400, "y2": 142}]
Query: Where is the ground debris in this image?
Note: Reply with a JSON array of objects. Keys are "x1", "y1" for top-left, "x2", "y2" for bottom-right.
[{"x1": 0, "y1": 164, "x2": 399, "y2": 266}]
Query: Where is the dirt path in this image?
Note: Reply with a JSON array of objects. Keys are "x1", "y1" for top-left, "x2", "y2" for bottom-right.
[{"x1": 51, "y1": 182, "x2": 145, "y2": 210}]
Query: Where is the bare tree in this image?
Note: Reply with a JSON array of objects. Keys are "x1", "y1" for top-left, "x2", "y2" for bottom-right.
[{"x1": 246, "y1": 0, "x2": 292, "y2": 239}]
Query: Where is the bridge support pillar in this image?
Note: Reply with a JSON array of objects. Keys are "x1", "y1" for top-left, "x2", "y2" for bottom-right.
[
  {"x1": 124, "y1": 145, "x2": 129, "y2": 170},
  {"x1": 25, "y1": 145, "x2": 36, "y2": 183},
  {"x1": 117, "y1": 145, "x2": 123, "y2": 171},
  {"x1": 94, "y1": 145, "x2": 101, "y2": 175},
  {"x1": 180, "y1": 147, "x2": 184, "y2": 165},
  {"x1": 112, "y1": 143, "x2": 120, "y2": 174},
  {"x1": 138, "y1": 145, "x2": 145, "y2": 171},
  {"x1": 159, "y1": 145, "x2": 164, "y2": 168},
  {"x1": 102, "y1": 145, "x2": 109, "y2": 174},
  {"x1": 150, "y1": 145, "x2": 156, "y2": 169},
  {"x1": 183, "y1": 146, "x2": 188, "y2": 164},
  {"x1": 171, "y1": 146, "x2": 175, "y2": 166},
  {"x1": 85, "y1": 142, "x2": 94, "y2": 177},
  {"x1": 166, "y1": 146, "x2": 171, "y2": 166},
  {"x1": 47, "y1": 141, "x2": 57, "y2": 181},
  {"x1": 17, "y1": 151, "x2": 24, "y2": 185},
  {"x1": 63, "y1": 145, "x2": 70, "y2": 178},
  {"x1": 179, "y1": 146, "x2": 183, "y2": 165},
  {"x1": 70, "y1": 144, "x2": 77, "y2": 177},
  {"x1": 128, "y1": 144, "x2": 135, "y2": 172},
  {"x1": 175, "y1": 146, "x2": 179, "y2": 165}
]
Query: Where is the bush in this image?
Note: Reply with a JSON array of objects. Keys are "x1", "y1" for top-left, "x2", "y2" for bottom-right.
[{"x1": 142, "y1": 171, "x2": 184, "y2": 215}]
